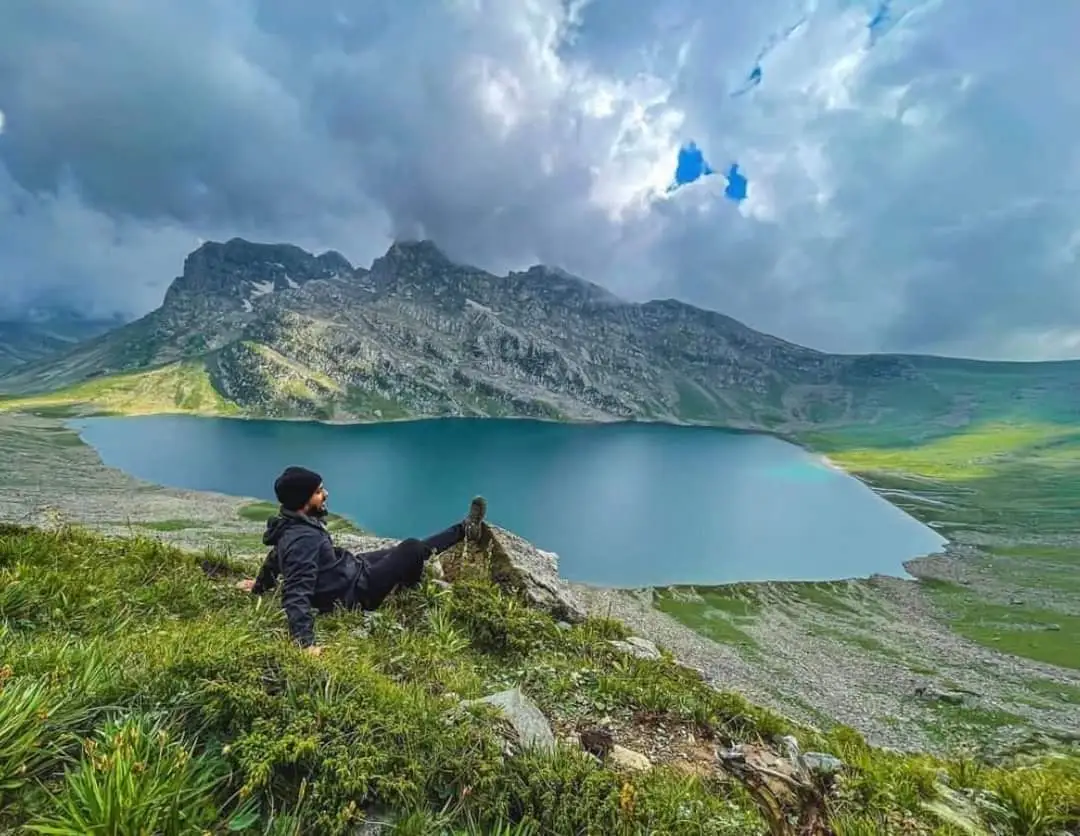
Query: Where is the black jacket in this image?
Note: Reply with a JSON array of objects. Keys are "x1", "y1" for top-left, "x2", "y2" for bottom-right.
[{"x1": 251, "y1": 510, "x2": 364, "y2": 647}]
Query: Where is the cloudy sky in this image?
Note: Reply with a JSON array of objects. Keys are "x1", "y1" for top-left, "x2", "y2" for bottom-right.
[{"x1": 1, "y1": 0, "x2": 1078, "y2": 359}]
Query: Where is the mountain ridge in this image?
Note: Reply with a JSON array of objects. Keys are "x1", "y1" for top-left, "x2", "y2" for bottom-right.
[
  {"x1": 2, "y1": 237, "x2": 1077, "y2": 435},
  {"x1": 0, "y1": 313, "x2": 125, "y2": 374}
]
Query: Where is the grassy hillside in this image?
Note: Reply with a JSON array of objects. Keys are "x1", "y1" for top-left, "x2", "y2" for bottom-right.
[
  {"x1": 0, "y1": 361, "x2": 241, "y2": 418},
  {"x1": 1, "y1": 524, "x2": 1078, "y2": 834},
  {"x1": 0, "y1": 318, "x2": 123, "y2": 374},
  {"x1": 807, "y1": 420, "x2": 1080, "y2": 667},
  {"x1": 789, "y1": 356, "x2": 1080, "y2": 448}
]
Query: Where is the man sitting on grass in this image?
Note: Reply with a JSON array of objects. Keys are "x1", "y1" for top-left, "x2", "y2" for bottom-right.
[{"x1": 236, "y1": 466, "x2": 488, "y2": 655}]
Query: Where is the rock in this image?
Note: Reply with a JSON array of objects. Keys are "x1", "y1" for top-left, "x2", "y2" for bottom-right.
[
  {"x1": 914, "y1": 685, "x2": 972, "y2": 707},
  {"x1": 439, "y1": 526, "x2": 587, "y2": 623},
  {"x1": 610, "y1": 744, "x2": 652, "y2": 772},
  {"x1": 675, "y1": 659, "x2": 708, "y2": 680},
  {"x1": 801, "y1": 752, "x2": 845, "y2": 776},
  {"x1": 608, "y1": 636, "x2": 661, "y2": 660},
  {"x1": 556, "y1": 620, "x2": 573, "y2": 631},
  {"x1": 463, "y1": 688, "x2": 555, "y2": 753}
]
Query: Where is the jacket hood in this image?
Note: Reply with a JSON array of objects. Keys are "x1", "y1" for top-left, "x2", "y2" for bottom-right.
[
  {"x1": 262, "y1": 514, "x2": 289, "y2": 546},
  {"x1": 261, "y1": 509, "x2": 324, "y2": 546}
]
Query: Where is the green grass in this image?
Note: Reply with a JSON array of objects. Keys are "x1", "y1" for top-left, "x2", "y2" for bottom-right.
[
  {"x1": 924, "y1": 580, "x2": 1080, "y2": 670},
  {"x1": 993, "y1": 544, "x2": 1080, "y2": 563},
  {"x1": 1, "y1": 525, "x2": 1078, "y2": 834},
  {"x1": 919, "y1": 703, "x2": 1030, "y2": 751},
  {"x1": 343, "y1": 386, "x2": 414, "y2": 420},
  {"x1": 806, "y1": 624, "x2": 899, "y2": 658},
  {"x1": 673, "y1": 379, "x2": 723, "y2": 423},
  {"x1": 655, "y1": 581, "x2": 888, "y2": 652},
  {"x1": 1025, "y1": 678, "x2": 1080, "y2": 706},
  {"x1": 987, "y1": 545, "x2": 1080, "y2": 598},
  {"x1": 801, "y1": 419, "x2": 1080, "y2": 671},
  {"x1": 653, "y1": 589, "x2": 761, "y2": 651},
  {"x1": 134, "y1": 519, "x2": 212, "y2": 532},
  {"x1": 237, "y1": 501, "x2": 280, "y2": 523},
  {"x1": 237, "y1": 501, "x2": 363, "y2": 535},
  {"x1": 0, "y1": 361, "x2": 241, "y2": 418},
  {"x1": 785, "y1": 583, "x2": 861, "y2": 616}
]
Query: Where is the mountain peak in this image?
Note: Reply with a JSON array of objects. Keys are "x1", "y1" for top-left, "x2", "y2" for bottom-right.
[
  {"x1": 383, "y1": 239, "x2": 451, "y2": 264},
  {"x1": 367, "y1": 239, "x2": 461, "y2": 289},
  {"x1": 164, "y1": 239, "x2": 354, "y2": 307},
  {"x1": 511, "y1": 264, "x2": 624, "y2": 306}
]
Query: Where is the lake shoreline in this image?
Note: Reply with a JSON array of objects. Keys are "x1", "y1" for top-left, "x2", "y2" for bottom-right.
[
  {"x1": 30, "y1": 402, "x2": 956, "y2": 585},
  {"x1": 3, "y1": 410, "x2": 1079, "y2": 753},
  {"x1": 66, "y1": 411, "x2": 944, "y2": 589}
]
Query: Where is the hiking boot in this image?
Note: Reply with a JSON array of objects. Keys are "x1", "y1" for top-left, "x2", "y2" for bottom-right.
[{"x1": 464, "y1": 495, "x2": 487, "y2": 541}]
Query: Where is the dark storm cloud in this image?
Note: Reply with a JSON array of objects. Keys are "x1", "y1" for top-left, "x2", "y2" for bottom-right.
[{"x1": 0, "y1": 0, "x2": 1078, "y2": 358}]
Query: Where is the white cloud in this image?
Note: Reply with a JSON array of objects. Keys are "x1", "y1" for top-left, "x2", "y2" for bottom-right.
[{"x1": 0, "y1": 0, "x2": 1077, "y2": 358}]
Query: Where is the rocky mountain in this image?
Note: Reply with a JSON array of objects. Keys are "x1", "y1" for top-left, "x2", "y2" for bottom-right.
[{"x1": 3, "y1": 237, "x2": 1078, "y2": 432}]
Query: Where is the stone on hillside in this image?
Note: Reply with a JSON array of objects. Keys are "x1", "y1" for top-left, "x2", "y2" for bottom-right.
[
  {"x1": 914, "y1": 685, "x2": 975, "y2": 707},
  {"x1": 439, "y1": 525, "x2": 587, "y2": 623},
  {"x1": 801, "y1": 752, "x2": 845, "y2": 777},
  {"x1": 610, "y1": 744, "x2": 652, "y2": 772},
  {"x1": 608, "y1": 636, "x2": 661, "y2": 660},
  {"x1": 464, "y1": 688, "x2": 555, "y2": 753},
  {"x1": 675, "y1": 659, "x2": 708, "y2": 681}
]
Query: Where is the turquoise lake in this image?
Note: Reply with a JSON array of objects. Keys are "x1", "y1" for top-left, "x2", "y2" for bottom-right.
[{"x1": 71, "y1": 415, "x2": 946, "y2": 588}]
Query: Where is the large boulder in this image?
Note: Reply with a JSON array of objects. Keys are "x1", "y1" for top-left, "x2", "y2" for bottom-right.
[
  {"x1": 462, "y1": 688, "x2": 556, "y2": 753},
  {"x1": 437, "y1": 525, "x2": 588, "y2": 624}
]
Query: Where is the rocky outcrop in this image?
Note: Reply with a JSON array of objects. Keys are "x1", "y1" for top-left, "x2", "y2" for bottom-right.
[
  {"x1": 437, "y1": 525, "x2": 587, "y2": 624},
  {"x1": 164, "y1": 238, "x2": 353, "y2": 306}
]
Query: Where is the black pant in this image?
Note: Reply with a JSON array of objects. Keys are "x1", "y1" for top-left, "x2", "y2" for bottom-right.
[{"x1": 352, "y1": 523, "x2": 467, "y2": 610}]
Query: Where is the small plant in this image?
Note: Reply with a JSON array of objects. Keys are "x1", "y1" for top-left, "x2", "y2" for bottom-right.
[
  {"x1": 426, "y1": 604, "x2": 470, "y2": 657},
  {"x1": 0, "y1": 677, "x2": 92, "y2": 808},
  {"x1": 25, "y1": 715, "x2": 227, "y2": 835}
]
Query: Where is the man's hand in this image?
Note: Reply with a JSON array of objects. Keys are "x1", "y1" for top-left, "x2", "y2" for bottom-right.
[
  {"x1": 235, "y1": 578, "x2": 256, "y2": 593},
  {"x1": 304, "y1": 645, "x2": 323, "y2": 657}
]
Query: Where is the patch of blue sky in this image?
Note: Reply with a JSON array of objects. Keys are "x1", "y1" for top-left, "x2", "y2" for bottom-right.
[{"x1": 667, "y1": 143, "x2": 747, "y2": 203}]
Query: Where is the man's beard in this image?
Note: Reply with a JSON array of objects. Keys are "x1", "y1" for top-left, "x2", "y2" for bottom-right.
[{"x1": 310, "y1": 505, "x2": 329, "y2": 519}]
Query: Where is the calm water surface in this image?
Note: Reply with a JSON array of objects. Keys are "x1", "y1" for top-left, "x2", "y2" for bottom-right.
[{"x1": 71, "y1": 415, "x2": 945, "y2": 588}]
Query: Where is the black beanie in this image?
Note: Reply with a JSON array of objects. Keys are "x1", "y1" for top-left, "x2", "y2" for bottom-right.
[{"x1": 274, "y1": 466, "x2": 323, "y2": 512}]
